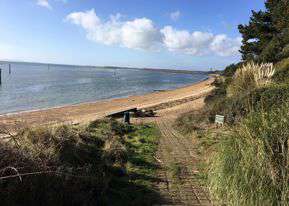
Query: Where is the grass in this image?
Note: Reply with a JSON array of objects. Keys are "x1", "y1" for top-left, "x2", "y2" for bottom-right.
[
  {"x1": 227, "y1": 62, "x2": 275, "y2": 97},
  {"x1": 168, "y1": 162, "x2": 184, "y2": 181},
  {"x1": 174, "y1": 59, "x2": 289, "y2": 205},
  {"x1": 105, "y1": 123, "x2": 161, "y2": 206},
  {"x1": 207, "y1": 104, "x2": 289, "y2": 206},
  {"x1": 174, "y1": 109, "x2": 209, "y2": 136},
  {"x1": 0, "y1": 119, "x2": 161, "y2": 206}
]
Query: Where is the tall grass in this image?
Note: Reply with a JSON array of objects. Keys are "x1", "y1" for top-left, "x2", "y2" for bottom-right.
[
  {"x1": 207, "y1": 104, "x2": 289, "y2": 205},
  {"x1": 0, "y1": 119, "x2": 161, "y2": 205},
  {"x1": 228, "y1": 62, "x2": 275, "y2": 96}
]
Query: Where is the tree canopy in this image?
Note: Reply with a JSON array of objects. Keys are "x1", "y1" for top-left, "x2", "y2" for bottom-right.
[{"x1": 238, "y1": 0, "x2": 289, "y2": 63}]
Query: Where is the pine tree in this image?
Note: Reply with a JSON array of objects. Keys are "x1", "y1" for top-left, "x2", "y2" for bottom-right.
[{"x1": 238, "y1": 0, "x2": 289, "y2": 63}]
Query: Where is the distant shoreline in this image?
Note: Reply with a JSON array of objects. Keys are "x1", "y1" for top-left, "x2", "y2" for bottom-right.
[{"x1": 0, "y1": 60, "x2": 210, "y2": 75}]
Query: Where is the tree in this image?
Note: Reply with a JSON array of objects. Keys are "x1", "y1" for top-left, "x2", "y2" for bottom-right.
[{"x1": 238, "y1": 0, "x2": 289, "y2": 63}]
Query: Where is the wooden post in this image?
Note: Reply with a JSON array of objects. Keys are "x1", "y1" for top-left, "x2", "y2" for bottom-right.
[
  {"x1": 8, "y1": 64, "x2": 11, "y2": 74},
  {"x1": 0, "y1": 68, "x2": 2, "y2": 85}
]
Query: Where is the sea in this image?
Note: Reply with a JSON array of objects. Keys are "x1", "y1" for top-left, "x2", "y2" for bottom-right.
[{"x1": 0, "y1": 62, "x2": 207, "y2": 114}]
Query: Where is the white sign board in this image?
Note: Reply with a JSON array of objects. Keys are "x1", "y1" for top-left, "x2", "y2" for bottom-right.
[{"x1": 215, "y1": 115, "x2": 224, "y2": 125}]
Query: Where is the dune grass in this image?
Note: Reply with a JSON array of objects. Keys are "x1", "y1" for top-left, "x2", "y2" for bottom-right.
[
  {"x1": 174, "y1": 59, "x2": 288, "y2": 205},
  {"x1": 207, "y1": 104, "x2": 289, "y2": 206},
  {"x1": 0, "y1": 119, "x2": 161, "y2": 206},
  {"x1": 227, "y1": 62, "x2": 275, "y2": 97}
]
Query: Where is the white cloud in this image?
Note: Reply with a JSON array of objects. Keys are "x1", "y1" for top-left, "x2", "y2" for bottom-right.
[
  {"x1": 66, "y1": 9, "x2": 241, "y2": 56},
  {"x1": 210, "y1": 35, "x2": 242, "y2": 56},
  {"x1": 121, "y1": 18, "x2": 161, "y2": 50},
  {"x1": 170, "y1": 11, "x2": 181, "y2": 21},
  {"x1": 161, "y1": 26, "x2": 214, "y2": 55},
  {"x1": 161, "y1": 26, "x2": 241, "y2": 56},
  {"x1": 66, "y1": 9, "x2": 160, "y2": 50},
  {"x1": 37, "y1": 0, "x2": 52, "y2": 9}
]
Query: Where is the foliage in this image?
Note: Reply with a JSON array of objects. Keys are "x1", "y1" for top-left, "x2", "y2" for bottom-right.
[
  {"x1": 273, "y1": 58, "x2": 289, "y2": 83},
  {"x1": 223, "y1": 63, "x2": 242, "y2": 77},
  {"x1": 204, "y1": 76, "x2": 230, "y2": 105},
  {"x1": 208, "y1": 83, "x2": 289, "y2": 124},
  {"x1": 238, "y1": 0, "x2": 289, "y2": 62},
  {"x1": 207, "y1": 104, "x2": 289, "y2": 205},
  {"x1": 0, "y1": 120, "x2": 160, "y2": 206}
]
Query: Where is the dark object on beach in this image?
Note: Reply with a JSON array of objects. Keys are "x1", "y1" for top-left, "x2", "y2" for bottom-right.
[
  {"x1": 124, "y1": 111, "x2": 130, "y2": 124},
  {"x1": 107, "y1": 108, "x2": 137, "y2": 118},
  {"x1": 0, "y1": 68, "x2": 1, "y2": 85},
  {"x1": 135, "y1": 109, "x2": 156, "y2": 117}
]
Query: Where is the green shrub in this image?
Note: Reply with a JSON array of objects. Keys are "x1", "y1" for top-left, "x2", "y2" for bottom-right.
[
  {"x1": 223, "y1": 63, "x2": 242, "y2": 77},
  {"x1": 205, "y1": 76, "x2": 233, "y2": 105},
  {"x1": 208, "y1": 83, "x2": 289, "y2": 124},
  {"x1": 249, "y1": 83, "x2": 289, "y2": 111},
  {"x1": 208, "y1": 104, "x2": 289, "y2": 205},
  {"x1": 273, "y1": 58, "x2": 289, "y2": 83}
]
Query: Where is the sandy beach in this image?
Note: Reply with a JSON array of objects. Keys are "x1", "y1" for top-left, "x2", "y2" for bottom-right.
[{"x1": 0, "y1": 77, "x2": 214, "y2": 130}]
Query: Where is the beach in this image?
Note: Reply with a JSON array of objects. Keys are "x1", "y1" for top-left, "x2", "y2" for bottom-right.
[{"x1": 0, "y1": 77, "x2": 214, "y2": 130}]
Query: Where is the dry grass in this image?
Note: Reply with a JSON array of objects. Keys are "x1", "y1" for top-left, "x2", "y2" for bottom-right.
[
  {"x1": 228, "y1": 62, "x2": 275, "y2": 96},
  {"x1": 0, "y1": 119, "x2": 161, "y2": 205},
  {"x1": 207, "y1": 104, "x2": 289, "y2": 205}
]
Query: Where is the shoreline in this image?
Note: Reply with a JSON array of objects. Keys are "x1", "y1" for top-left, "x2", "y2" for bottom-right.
[
  {"x1": 0, "y1": 76, "x2": 209, "y2": 117},
  {"x1": 0, "y1": 77, "x2": 214, "y2": 129},
  {"x1": 1, "y1": 60, "x2": 209, "y2": 75}
]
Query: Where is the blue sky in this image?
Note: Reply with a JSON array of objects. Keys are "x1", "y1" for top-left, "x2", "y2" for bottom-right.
[{"x1": 0, "y1": 0, "x2": 264, "y2": 70}]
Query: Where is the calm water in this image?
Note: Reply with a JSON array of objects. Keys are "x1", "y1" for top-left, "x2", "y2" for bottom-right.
[{"x1": 0, "y1": 63, "x2": 207, "y2": 114}]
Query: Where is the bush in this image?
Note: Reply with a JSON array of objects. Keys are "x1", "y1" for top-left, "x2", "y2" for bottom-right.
[
  {"x1": 207, "y1": 83, "x2": 289, "y2": 124},
  {"x1": 273, "y1": 58, "x2": 289, "y2": 83},
  {"x1": 208, "y1": 104, "x2": 289, "y2": 205},
  {"x1": 204, "y1": 76, "x2": 228, "y2": 105},
  {"x1": 249, "y1": 83, "x2": 289, "y2": 111},
  {"x1": 223, "y1": 63, "x2": 242, "y2": 77}
]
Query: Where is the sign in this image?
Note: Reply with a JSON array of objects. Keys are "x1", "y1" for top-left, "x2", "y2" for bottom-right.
[{"x1": 215, "y1": 115, "x2": 224, "y2": 125}]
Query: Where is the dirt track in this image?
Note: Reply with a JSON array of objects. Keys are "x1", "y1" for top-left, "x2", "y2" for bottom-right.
[{"x1": 151, "y1": 96, "x2": 212, "y2": 205}]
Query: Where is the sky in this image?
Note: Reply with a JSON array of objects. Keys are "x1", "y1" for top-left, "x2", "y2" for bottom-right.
[{"x1": 0, "y1": 0, "x2": 265, "y2": 70}]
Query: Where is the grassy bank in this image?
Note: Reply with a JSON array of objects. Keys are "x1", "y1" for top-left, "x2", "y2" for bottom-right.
[
  {"x1": 174, "y1": 60, "x2": 289, "y2": 205},
  {"x1": 0, "y1": 119, "x2": 160, "y2": 205}
]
